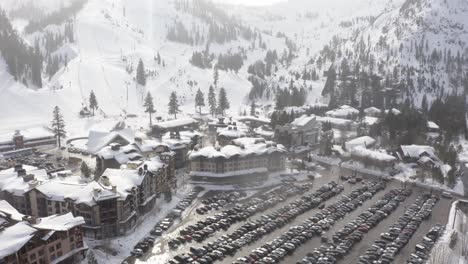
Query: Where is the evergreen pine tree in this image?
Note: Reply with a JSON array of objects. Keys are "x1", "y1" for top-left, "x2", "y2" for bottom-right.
[
  {"x1": 195, "y1": 89, "x2": 205, "y2": 114},
  {"x1": 51, "y1": 106, "x2": 66, "y2": 148},
  {"x1": 143, "y1": 92, "x2": 156, "y2": 126},
  {"x1": 87, "y1": 250, "x2": 98, "y2": 264},
  {"x1": 168, "y1": 91, "x2": 180, "y2": 118},
  {"x1": 217, "y1": 87, "x2": 230, "y2": 115},
  {"x1": 136, "y1": 58, "x2": 146, "y2": 86},
  {"x1": 421, "y1": 94, "x2": 428, "y2": 114},
  {"x1": 250, "y1": 101, "x2": 256, "y2": 116},
  {"x1": 208, "y1": 85, "x2": 217, "y2": 116},
  {"x1": 213, "y1": 65, "x2": 219, "y2": 87},
  {"x1": 80, "y1": 162, "x2": 91, "y2": 178},
  {"x1": 89, "y1": 90, "x2": 98, "y2": 116}
]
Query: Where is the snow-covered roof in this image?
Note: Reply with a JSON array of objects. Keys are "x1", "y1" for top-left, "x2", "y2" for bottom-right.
[
  {"x1": 427, "y1": 121, "x2": 440, "y2": 130},
  {"x1": 254, "y1": 126, "x2": 274, "y2": 138},
  {"x1": 65, "y1": 181, "x2": 119, "y2": 206},
  {"x1": 0, "y1": 200, "x2": 84, "y2": 259},
  {"x1": 317, "y1": 116, "x2": 354, "y2": 126},
  {"x1": 364, "y1": 107, "x2": 381, "y2": 116},
  {"x1": 351, "y1": 146, "x2": 396, "y2": 162},
  {"x1": 385, "y1": 108, "x2": 401, "y2": 115},
  {"x1": 101, "y1": 169, "x2": 144, "y2": 198},
  {"x1": 34, "y1": 177, "x2": 87, "y2": 202},
  {"x1": 0, "y1": 200, "x2": 25, "y2": 221},
  {"x1": 190, "y1": 138, "x2": 286, "y2": 160},
  {"x1": 154, "y1": 118, "x2": 198, "y2": 129},
  {"x1": 236, "y1": 116, "x2": 270, "y2": 124},
  {"x1": 0, "y1": 222, "x2": 36, "y2": 259},
  {"x1": 217, "y1": 126, "x2": 247, "y2": 138},
  {"x1": 345, "y1": 136, "x2": 376, "y2": 150},
  {"x1": 190, "y1": 167, "x2": 268, "y2": 178},
  {"x1": 325, "y1": 105, "x2": 359, "y2": 119},
  {"x1": 33, "y1": 212, "x2": 85, "y2": 231},
  {"x1": 87, "y1": 129, "x2": 134, "y2": 154},
  {"x1": 0, "y1": 127, "x2": 54, "y2": 144},
  {"x1": 0, "y1": 166, "x2": 49, "y2": 195},
  {"x1": 291, "y1": 114, "x2": 316, "y2": 127},
  {"x1": 401, "y1": 145, "x2": 436, "y2": 159},
  {"x1": 363, "y1": 116, "x2": 379, "y2": 126},
  {"x1": 96, "y1": 143, "x2": 142, "y2": 164},
  {"x1": 139, "y1": 156, "x2": 167, "y2": 172}
]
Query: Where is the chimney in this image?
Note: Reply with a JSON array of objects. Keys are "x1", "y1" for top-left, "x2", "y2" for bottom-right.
[
  {"x1": 111, "y1": 185, "x2": 117, "y2": 193},
  {"x1": 28, "y1": 180, "x2": 38, "y2": 189},
  {"x1": 23, "y1": 174, "x2": 35, "y2": 182},
  {"x1": 93, "y1": 188, "x2": 101, "y2": 197},
  {"x1": 100, "y1": 176, "x2": 111, "y2": 186},
  {"x1": 14, "y1": 164, "x2": 23, "y2": 172},
  {"x1": 135, "y1": 137, "x2": 143, "y2": 145},
  {"x1": 143, "y1": 164, "x2": 148, "y2": 171},
  {"x1": 111, "y1": 143, "x2": 121, "y2": 151},
  {"x1": 138, "y1": 167, "x2": 143, "y2": 175},
  {"x1": 22, "y1": 216, "x2": 38, "y2": 225}
]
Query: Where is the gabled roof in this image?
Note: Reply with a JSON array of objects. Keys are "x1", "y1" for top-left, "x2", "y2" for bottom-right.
[
  {"x1": 96, "y1": 144, "x2": 142, "y2": 164},
  {"x1": 0, "y1": 222, "x2": 36, "y2": 259},
  {"x1": 291, "y1": 114, "x2": 316, "y2": 127},
  {"x1": 325, "y1": 105, "x2": 359, "y2": 118},
  {"x1": 236, "y1": 116, "x2": 270, "y2": 124},
  {"x1": 351, "y1": 146, "x2": 396, "y2": 162},
  {"x1": 87, "y1": 129, "x2": 134, "y2": 154},
  {"x1": 190, "y1": 138, "x2": 286, "y2": 160},
  {"x1": 153, "y1": 118, "x2": 198, "y2": 130},
  {"x1": 0, "y1": 200, "x2": 25, "y2": 221},
  {"x1": 33, "y1": 212, "x2": 85, "y2": 231},
  {"x1": 400, "y1": 145, "x2": 436, "y2": 159},
  {"x1": 0, "y1": 166, "x2": 48, "y2": 195}
]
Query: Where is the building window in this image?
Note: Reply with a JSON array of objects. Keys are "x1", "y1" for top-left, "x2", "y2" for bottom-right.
[
  {"x1": 56, "y1": 243, "x2": 61, "y2": 249},
  {"x1": 38, "y1": 249, "x2": 44, "y2": 256},
  {"x1": 49, "y1": 247, "x2": 54, "y2": 253},
  {"x1": 47, "y1": 201, "x2": 51, "y2": 205},
  {"x1": 57, "y1": 251, "x2": 62, "y2": 257},
  {"x1": 30, "y1": 253, "x2": 36, "y2": 260}
]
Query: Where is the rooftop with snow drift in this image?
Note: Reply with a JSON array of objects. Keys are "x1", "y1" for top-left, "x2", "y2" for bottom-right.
[
  {"x1": 190, "y1": 138, "x2": 286, "y2": 160},
  {"x1": 96, "y1": 143, "x2": 143, "y2": 164},
  {"x1": 326, "y1": 105, "x2": 359, "y2": 119},
  {"x1": 0, "y1": 200, "x2": 84, "y2": 259},
  {"x1": 291, "y1": 114, "x2": 317, "y2": 127},
  {"x1": 87, "y1": 128, "x2": 135, "y2": 154},
  {"x1": 345, "y1": 136, "x2": 376, "y2": 150},
  {"x1": 0, "y1": 165, "x2": 48, "y2": 195},
  {"x1": 400, "y1": 145, "x2": 437, "y2": 159},
  {"x1": 350, "y1": 146, "x2": 397, "y2": 162},
  {"x1": 0, "y1": 127, "x2": 54, "y2": 144},
  {"x1": 153, "y1": 118, "x2": 198, "y2": 130}
]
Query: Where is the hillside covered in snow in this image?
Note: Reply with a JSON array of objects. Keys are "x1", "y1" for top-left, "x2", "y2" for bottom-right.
[{"x1": 0, "y1": 0, "x2": 467, "y2": 133}]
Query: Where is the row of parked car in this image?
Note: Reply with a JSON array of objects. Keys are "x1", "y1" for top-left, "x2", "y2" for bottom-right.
[
  {"x1": 297, "y1": 188, "x2": 411, "y2": 264},
  {"x1": 406, "y1": 224, "x2": 445, "y2": 264},
  {"x1": 168, "y1": 181, "x2": 344, "y2": 264},
  {"x1": 196, "y1": 191, "x2": 247, "y2": 215},
  {"x1": 357, "y1": 193, "x2": 439, "y2": 264},
  {"x1": 130, "y1": 187, "x2": 205, "y2": 258},
  {"x1": 234, "y1": 180, "x2": 386, "y2": 264},
  {"x1": 169, "y1": 183, "x2": 313, "y2": 249}
]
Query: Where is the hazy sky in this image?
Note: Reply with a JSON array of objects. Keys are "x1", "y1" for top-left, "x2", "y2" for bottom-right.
[{"x1": 215, "y1": 0, "x2": 285, "y2": 6}]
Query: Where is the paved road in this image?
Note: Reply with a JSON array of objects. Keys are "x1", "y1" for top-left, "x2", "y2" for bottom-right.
[{"x1": 137, "y1": 168, "x2": 454, "y2": 264}]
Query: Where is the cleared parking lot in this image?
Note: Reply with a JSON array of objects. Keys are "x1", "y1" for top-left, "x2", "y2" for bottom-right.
[{"x1": 136, "y1": 169, "x2": 454, "y2": 264}]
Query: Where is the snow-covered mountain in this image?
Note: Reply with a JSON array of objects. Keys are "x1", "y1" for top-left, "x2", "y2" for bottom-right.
[{"x1": 0, "y1": 0, "x2": 467, "y2": 132}]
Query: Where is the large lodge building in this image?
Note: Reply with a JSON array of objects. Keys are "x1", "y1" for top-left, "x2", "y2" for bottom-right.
[{"x1": 189, "y1": 138, "x2": 287, "y2": 184}]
